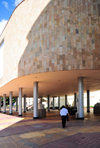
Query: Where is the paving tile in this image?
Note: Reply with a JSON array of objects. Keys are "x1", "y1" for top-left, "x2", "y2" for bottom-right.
[{"x1": 0, "y1": 111, "x2": 100, "y2": 148}]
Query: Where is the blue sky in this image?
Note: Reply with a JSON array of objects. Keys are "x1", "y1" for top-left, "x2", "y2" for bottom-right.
[
  {"x1": 0, "y1": 0, "x2": 14, "y2": 21},
  {"x1": 0, "y1": 0, "x2": 23, "y2": 35}
]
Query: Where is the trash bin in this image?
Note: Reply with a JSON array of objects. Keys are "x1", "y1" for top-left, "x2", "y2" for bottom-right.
[
  {"x1": 38, "y1": 109, "x2": 46, "y2": 118},
  {"x1": 94, "y1": 103, "x2": 100, "y2": 114}
]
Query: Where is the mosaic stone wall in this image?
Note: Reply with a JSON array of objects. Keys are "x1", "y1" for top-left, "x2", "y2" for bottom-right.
[
  {"x1": 18, "y1": 0, "x2": 100, "y2": 76},
  {"x1": 0, "y1": 0, "x2": 100, "y2": 87}
]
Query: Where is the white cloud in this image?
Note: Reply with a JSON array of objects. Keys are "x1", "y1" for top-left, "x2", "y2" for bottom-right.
[
  {"x1": 0, "y1": 19, "x2": 8, "y2": 35},
  {"x1": 2, "y1": 1, "x2": 9, "y2": 9},
  {"x1": 15, "y1": 0, "x2": 23, "y2": 7}
]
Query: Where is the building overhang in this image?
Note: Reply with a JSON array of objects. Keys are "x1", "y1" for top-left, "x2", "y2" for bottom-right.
[{"x1": 0, "y1": 69, "x2": 100, "y2": 97}]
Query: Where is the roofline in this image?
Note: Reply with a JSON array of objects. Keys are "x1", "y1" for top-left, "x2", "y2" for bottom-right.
[{"x1": 0, "y1": 0, "x2": 25, "y2": 38}]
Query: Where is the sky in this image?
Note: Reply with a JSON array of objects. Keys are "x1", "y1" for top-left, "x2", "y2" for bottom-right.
[
  {"x1": 0, "y1": 0, "x2": 23, "y2": 78},
  {"x1": 0, "y1": 0, "x2": 23, "y2": 35}
]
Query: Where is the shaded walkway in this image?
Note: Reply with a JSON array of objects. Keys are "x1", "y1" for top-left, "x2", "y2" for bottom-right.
[{"x1": 0, "y1": 110, "x2": 100, "y2": 148}]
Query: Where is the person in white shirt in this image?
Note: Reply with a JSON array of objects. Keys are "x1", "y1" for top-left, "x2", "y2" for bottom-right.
[{"x1": 60, "y1": 105, "x2": 69, "y2": 128}]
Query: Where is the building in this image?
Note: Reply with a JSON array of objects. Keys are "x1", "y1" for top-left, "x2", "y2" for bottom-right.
[{"x1": 0, "y1": 0, "x2": 100, "y2": 119}]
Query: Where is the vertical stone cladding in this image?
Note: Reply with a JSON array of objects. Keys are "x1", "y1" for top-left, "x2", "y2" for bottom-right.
[{"x1": 18, "y1": 0, "x2": 100, "y2": 76}]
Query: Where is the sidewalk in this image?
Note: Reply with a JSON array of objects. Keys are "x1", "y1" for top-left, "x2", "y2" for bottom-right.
[{"x1": 0, "y1": 111, "x2": 100, "y2": 148}]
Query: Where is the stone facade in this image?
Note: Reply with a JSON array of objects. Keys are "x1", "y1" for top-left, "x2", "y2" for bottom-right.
[
  {"x1": 18, "y1": 0, "x2": 100, "y2": 76},
  {"x1": 0, "y1": 0, "x2": 100, "y2": 86}
]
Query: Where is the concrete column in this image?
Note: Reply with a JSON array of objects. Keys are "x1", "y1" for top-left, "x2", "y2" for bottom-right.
[
  {"x1": 9, "y1": 92, "x2": 13, "y2": 115},
  {"x1": 3, "y1": 94, "x2": 6, "y2": 113},
  {"x1": 47, "y1": 95, "x2": 50, "y2": 112},
  {"x1": 65, "y1": 95, "x2": 67, "y2": 106},
  {"x1": 33, "y1": 82, "x2": 38, "y2": 119},
  {"x1": 74, "y1": 93, "x2": 77, "y2": 107},
  {"x1": 39, "y1": 97, "x2": 42, "y2": 109},
  {"x1": 58, "y1": 96, "x2": 60, "y2": 110},
  {"x1": 87, "y1": 90, "x2": 90, "y2": 113},
  {"x1": 77, "y1": 77, "x2": 84, "y2": 119},
  {"x1": 18, "y1": 88, "x2": 22, "y2": 116},
  {"x1": 16, "y1": 97, "x2": 18, "y2": 111},
  {"x1": 53, "y1": 97, "x2": 55, "y2": 110},
  {"x1": 24, "y1": 95, "x2": 26, "y2": 113},
  {"x1": 0, "y1": 97, "x2": 1, "y2": 112},
  {"x1": 40, "y1": 97, "x2": 42, "y2": 104}
]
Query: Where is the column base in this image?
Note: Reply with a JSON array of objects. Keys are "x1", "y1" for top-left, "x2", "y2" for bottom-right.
[
  {"x1": 18, "y1": 115, "x2": 22, "y2": 117},
  {"x1": 9, "y1": 113, "x2": 13, "y2": 115},
  {"x1": 33, "y1": 117, "x2": 39, "y2": 119}
]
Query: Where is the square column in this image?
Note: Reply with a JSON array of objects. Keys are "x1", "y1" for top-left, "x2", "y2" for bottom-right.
[
  {"x1": 77, "y1": 77, "x2": 84, "y2": 119},
  {"x1": 53, "y1": 97, "x2": 55, "y2": 110},
  {"x1": 87, "y1": 90, "x2": 90, "y2": 113},
  {"x1": 33, "y1": 82, "x2": 38, "y2": 119},
  {"x1": 9, "y1": 92, "x2": 13, "y2": 115},
  {"x1": 24, "y1": 95, "x2": 26, "y2": 113},
  {"x1": 40, "y1": 97, "x2": 42, "y2": 104},
  {"x1": 16, "y1": 97, "x2": 18, "y2": 111},
  {"x1": 65, "y1": 95, "x2": 67, "y2": 106},
  {"x1": 38, "y1": 97, "x2": 43, "y2": 109},
  {"x1": 18, "y1": 88, "x2": 22, "y2": 116},
  {"x1": 47, "y1": 95, "x2": 50, "y2": 112},
  {"x1": 3, "y1": 94, "x2": 6, "y2": 113},
  {"x1": 0, "y1": 97, "x2": 1, "y2": 112},
  {"x1": 74, "y1": 93, "x2": 77, "y2": 107},
  {"x1": 58, "y1": 96, "x2": 60, "y2": 110}
]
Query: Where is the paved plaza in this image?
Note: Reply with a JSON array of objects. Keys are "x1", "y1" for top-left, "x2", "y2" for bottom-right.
[{"x1": 0, "y1": 110, "x2": 100, "y2": 148}]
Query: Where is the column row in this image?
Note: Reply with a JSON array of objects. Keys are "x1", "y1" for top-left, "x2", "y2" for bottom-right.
[
  {"x1": 0, "y1": 89, "x2": 26, "y2": 116},
  {"x1": 0, "y1": 79, "x2": 90, "y2": 119}
]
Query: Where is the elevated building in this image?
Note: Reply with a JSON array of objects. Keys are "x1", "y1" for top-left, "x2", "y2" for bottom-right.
[{"x1": 0, "y1": 0, "x2": 100, "y2": 118}]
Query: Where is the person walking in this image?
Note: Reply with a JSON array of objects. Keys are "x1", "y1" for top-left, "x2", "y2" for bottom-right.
[{"x1": 60, "y1": 105, "x2": 69, "y2": 128}]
